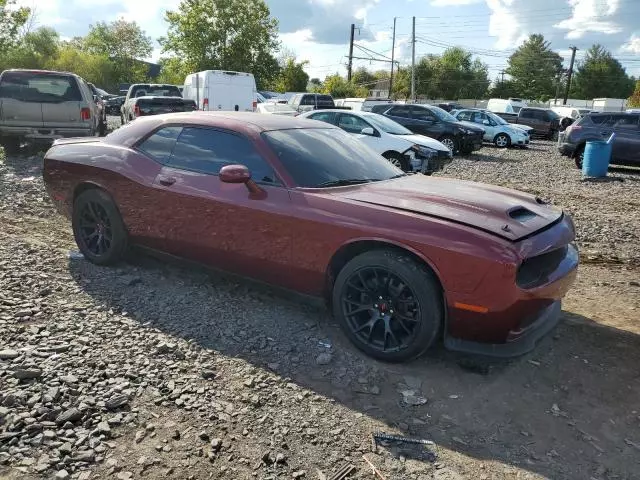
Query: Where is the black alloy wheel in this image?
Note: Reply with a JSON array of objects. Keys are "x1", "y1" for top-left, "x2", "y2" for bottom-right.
[
  {"x1": 333, "y1": 250, "x2": 442, "y2": 362},
  {"x1": 72, "y1": 189, "x2": 128, "y2": 265}
]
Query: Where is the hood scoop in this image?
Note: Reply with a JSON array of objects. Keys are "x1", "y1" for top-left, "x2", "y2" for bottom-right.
[{"x1": 508, "y1": 207, "x2": 537, "y2": 222}]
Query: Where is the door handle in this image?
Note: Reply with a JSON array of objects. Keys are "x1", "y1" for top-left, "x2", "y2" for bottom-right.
[{"x1": 158, "y1": 176, "x2": 176, "y2": 187}]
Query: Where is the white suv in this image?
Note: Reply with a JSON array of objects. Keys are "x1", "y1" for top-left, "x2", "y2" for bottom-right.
[{"x1": 298, "y1": 110, "x2": 452, "y2": 174}]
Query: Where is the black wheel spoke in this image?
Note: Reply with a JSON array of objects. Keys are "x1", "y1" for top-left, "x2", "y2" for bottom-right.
[{"x1": 342, "y1": 266, "x2": 421, "y2": 353}]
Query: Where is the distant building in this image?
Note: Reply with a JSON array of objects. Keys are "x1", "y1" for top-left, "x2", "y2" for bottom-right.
[{"x1": 369, "y1": 79, "x2": 390, "y2": 98}]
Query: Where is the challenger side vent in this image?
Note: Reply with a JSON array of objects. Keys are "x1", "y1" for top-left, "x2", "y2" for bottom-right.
[
  {"x1": 517, "y1": 246, "x2": 568, "y2": 289},
  {"x1": 508, "y1": 207, "x2": 537, "y2": 222}
]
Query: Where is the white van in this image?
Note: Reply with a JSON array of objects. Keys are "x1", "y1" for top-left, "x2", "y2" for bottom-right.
[
  {"x1": 487, "y1": 98, "x2": 528, "y2": 114},
  {"x1": 335, "y1": 98, "x2": 394, "y2": 112},
  {"x1": 551, "y1": 106, "x2": 591, "y2": 120},
  {"x1": 182, "y1": 70, "x2": 257, "y2": 112}
]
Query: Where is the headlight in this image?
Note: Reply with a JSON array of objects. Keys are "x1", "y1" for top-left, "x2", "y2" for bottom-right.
[{"x1": 411, "y1": 144, "x2": 437, "y2": 158}]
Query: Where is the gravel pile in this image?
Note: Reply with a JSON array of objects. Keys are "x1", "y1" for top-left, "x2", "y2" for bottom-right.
[{"x1": 440, "y1": 141, "x2": 640, "y2": 263}]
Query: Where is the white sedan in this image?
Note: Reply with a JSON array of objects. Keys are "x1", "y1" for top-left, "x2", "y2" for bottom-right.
[{"x1": 298, "y1": 110, "x2": 453, "y2": 174}]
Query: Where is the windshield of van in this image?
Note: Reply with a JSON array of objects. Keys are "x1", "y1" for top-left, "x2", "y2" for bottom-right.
[
  {"x1": 361, "y1": 113, "x2": 412, "y2": 135},
  {"x1": 512, "y1": 106, "x2": 523, "y2": 113}
]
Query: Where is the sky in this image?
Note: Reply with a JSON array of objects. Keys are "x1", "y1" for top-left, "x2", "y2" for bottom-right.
[{"x1": 16, "y1": 0, "x2": 640, "y2": 85}]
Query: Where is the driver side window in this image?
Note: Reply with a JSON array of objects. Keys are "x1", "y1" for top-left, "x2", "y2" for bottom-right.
[
  {"x1": 337, "y1": 114, "x2": 371, "y2": 134},
  {"x1": 412, "y1": 108, "x2": 436, "y2": 121}
]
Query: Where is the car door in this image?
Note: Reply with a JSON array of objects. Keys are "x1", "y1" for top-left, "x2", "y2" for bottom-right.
[
  {"x1": 471, "y1": 111, "x2": 494, "y2": 139},
  {"x1": 519, "y1": 109, "x2": 538, "y2": 133},
  {"x1": 611, "y1": 115, "x2": 640, "y2": 165},
  {"x1": 410, "y1": 106, "x2": 443, "y2": 138},
  {"x1": 335, "y1": 113, "x2": 380, "y2": 151},
  {"x1": 152, "y1": 126, "x2": 293, "y2": 285},
  {"x1": 383, "y1": 105, "x2": 413, "y2": 129}
]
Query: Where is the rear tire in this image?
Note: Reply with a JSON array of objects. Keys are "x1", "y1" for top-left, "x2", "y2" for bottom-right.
[
  {"x1": 574, "y1": 145, "x2": 584, "y2": 169},
  {"x1": 382, "y1": 152, "x2": 409, "y2": 171},
  {"x1": 72, "y1": 189, "x2": 128, "y2": 266},
  {"x1": 1, "y1": 137, "x2": 21, "y2": 154},
  {"x1": 332, "y1": 249, "x2": 442, "y2": 362}
]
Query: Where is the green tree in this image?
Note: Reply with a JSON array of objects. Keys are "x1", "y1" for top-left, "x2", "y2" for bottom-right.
[
  {"x1": 83, "y1": 19, "x2": 153, "y2": 84},
  {"x1": 391, "y1": 67, "x2": 411, "y2": 99},
  {"x1": 506, "y1": 34, "x2": 563, "y2": 100},
  {"x1": 157, "y1": 57, "x2": 191, "y2": 85},
  {"x1": 0, "y1": 0, "x2": 29, "y2": 52},
  {"x1": 351, "y1": 67, "x2": 376, "y2": 88},
  {"x1": 160, "y1": 0, "x2": 280, "y2": 89},
  {"x1": 50, "y1": 46, "x2": 116, "y2": 88},
  {"x1": 273, "y1": 58, "x2": 309, "y2": 93},
  {"x1": 570, "y1": 44, "x2": 635, "y2": 99},
  {"x1": 628, "y1": 80, "x2": 640, "y2": 108},
  {"x1": 488, "y1": 77, "x2": 518, "y2": 99}
]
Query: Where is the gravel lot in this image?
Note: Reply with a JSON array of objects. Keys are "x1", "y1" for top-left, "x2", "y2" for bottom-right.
[{"x1": 1, "y1": 128, "x2": 639, "y2": 480}]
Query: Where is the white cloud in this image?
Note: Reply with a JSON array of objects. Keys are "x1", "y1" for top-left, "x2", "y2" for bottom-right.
[
  {"x1": 554, "y1": 0, "x2": 622, "y2": 39},
  {"x1": 430, "y1": 0, "x2": 482, "y2": 6},
  {"x1": 621, "y1": 33, "x2": 640, "y2": 54}
]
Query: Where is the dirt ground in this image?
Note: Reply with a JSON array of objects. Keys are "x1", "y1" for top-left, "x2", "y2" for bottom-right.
[{"x1": 0, "y1": 138, "x2": 639, "y2": 480}]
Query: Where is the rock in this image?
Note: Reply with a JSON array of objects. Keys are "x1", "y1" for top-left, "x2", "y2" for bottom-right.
[
  {"x1": 171, "y1": 430, "x2": 181, "y2": 440},
  {"x1": 105, "y1": 394, "x2": 129, "y2": 410},
  {"x1": 54, "y1": 470, "x2": 70, "y2": 479},
  {"x1": 59, "y1": 442, "x2": 73, "y2": 455},
  {"x1": 275, "y1": 452, "x2": 287, "y2": 464},
  {"x1": 199, "y1": 430, "x2": 210, "y2": 441},
  {"x1": 315, "y1": 353, "x2": 332, "y2": 365},
  {"x1": 201, "y1": 369, "x2": 216, "y2": 380},
  {"x1": 401, "y1": 390, "x2": 427, "y2": 406},
  {"x1": 56, "y1": 408, "x2": 83, "y2": 425},
  {"x1": 96, "y1": 421, "x2": 111, "y2": 437},
  {"x1": 13, "y1": 368, "x2": 43, "y2": 380},
  {"x1": 60, "y1": 374, "x2": 78, "y2": 383},
  {"x1": 135, "y1": 430, "x2": 146, "y2": 444},
  {"x1": 262, "y1": 451, "x2": 275, "y2": 465},
  {"x1": 156, "y1": 342, "x2": 176, "y2": 355},
  {"x1": 116, "y1": 471, "x2": 133, "y2": 480},
  {"x1": 210, "y1": 438, "x2": 222, "y2": 451},
  {"x1": 71, "y1": 450, "x2": 95, "y2": 463},
  {"x1": 0, "y1": 349, "x2": 20, "y2": 360},
  {"x1": 292, "y1": 471, "x2": 307, "y2": 478}
]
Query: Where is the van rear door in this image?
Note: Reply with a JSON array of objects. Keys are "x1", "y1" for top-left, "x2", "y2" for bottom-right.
[
  {"x1": 0, "y1": 71, "x2": 45, "y2": 128},
  {"x1": 205, "y1": 72, "x2": 256, "y2": 112}
]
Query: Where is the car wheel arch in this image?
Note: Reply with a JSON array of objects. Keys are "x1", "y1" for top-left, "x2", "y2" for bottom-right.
[
  {"x1": 325, "y1": 239, "x2": 445, "y2": 300},
  {"x1": 72, "y1": 183, "x2": 126, "y2": 223}
]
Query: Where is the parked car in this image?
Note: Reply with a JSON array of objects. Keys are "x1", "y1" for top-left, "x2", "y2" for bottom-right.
[
  {"x1": 558, "y1": 112, "x2": 640, "y2": 168},
  {"x1": 183, "y1": 70, "x2": 257, "y2": 112},
  {"x1": 487, "y1": 97, "x2": 528, "y2": 114},
  {"x1": 371, "y1": 103, "x2": 484, "y2": 155},
  {"x1": 105, "y1": 96, "x2": 125, "y2": 116},
  {"x1": 256, "y1": 102, "x2": 297, "y2": 116},
  {"x1": 494, "y1": 107, "x2": 561, "y2": 139},
  {"x1": 87, "y1": 82, "x2": 107, "y2": 136},
  {"x1": 121, "y1": 84, "x2": 194, "y2": 124},
  {"x1": 451, "y1": 108, "x2": 534, "y2": 136},
  {"x1": 437, "y1": 102, "x2": 464, "y2": 112},
  {"x1": 42, "y1": 112, "x2": 578, "y2": 361},
  {"x1": 334, "y1": 97, "x2": 394, "y2": 112},
  {"x1": 452, "y1": 109, "x2": 530, "y2": 148},
  {"x1": 288, "y1": 93, "x2": 351, "y2": 113},
  {"x1": 0, "y1": 69, "x2": 99, "y2": 153},
  {"x1": 299, "y1": 109, "x2": 452, "y2": 173}
]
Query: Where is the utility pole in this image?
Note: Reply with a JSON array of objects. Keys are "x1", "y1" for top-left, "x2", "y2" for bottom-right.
[
  {"x1": 554, "y1": 71, "x2": 563, "y2": 106},
  {"x1": 499, "y1": 70, "x2": 505, "y2": 85},
  {"x1": 563, "y1": 46, "x2": 577, "y2": 105},
  {"x1": 411, "y1": 16, "x2": 416, "y2": 102},
  {"x1": 389, "y1": 17, "x2": 396, "y2": 99},
  {"x1": 347, "y1": 24, "x2": 355, "y2": 82}
]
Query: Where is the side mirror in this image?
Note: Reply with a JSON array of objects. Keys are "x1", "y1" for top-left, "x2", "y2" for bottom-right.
[
  {"x1": 483, "y1": 119, "x2": 490, "y2": 126},
  {"x1": 361, "y1": 127, "x2": 375, "y2": 136},
  {"x1": 219, "y1": 164, "x2": 251, "y2": 184}
]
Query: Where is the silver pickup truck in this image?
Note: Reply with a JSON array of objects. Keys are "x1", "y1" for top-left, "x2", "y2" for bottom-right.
[
  {"x1": 120, "y1": 84, "x2": 194, "y2": 124},
  {"x1": 0, "y1": 69, "x2": 100, "y2": 153}
]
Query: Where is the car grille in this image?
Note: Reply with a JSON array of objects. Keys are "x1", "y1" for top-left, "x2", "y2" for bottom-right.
[{"x1": 516, "y1": 246, "x2": 568, "y2": 289}]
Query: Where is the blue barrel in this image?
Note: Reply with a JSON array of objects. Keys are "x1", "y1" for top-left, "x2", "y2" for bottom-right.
[{"x1": 582, "y1": 140, "x2": 612, "y2": 177}]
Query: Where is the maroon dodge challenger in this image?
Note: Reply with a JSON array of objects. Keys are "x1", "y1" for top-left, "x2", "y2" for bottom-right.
[{"x1": 43, "y1": 112, "x2": 578, "y2": 362}]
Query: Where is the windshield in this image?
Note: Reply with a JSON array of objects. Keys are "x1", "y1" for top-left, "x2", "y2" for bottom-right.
[
  {"x1": 512, "y1": 106, "x2": 523, "y2": 113},
  {"x1": 546, "y1": 109, "x2": 560, "y2": 119},
  {"x1": 262, "y1": 128, "x2": 403, "y2": 188},
  {"x1": 361, "y1": 113, "x2": 412, "y2": 135},
  {"x1": 485, "y1": 111, "x2": 509, "y2": 125},
  {"x1": 429, "y1": 106, "x2": 458, "y2": 122}
]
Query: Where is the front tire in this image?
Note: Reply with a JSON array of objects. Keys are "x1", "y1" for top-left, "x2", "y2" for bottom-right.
[
  {"x1": 382, "y1": 152, "x2": 409, "y2": 171},
  {"x1": 72, "y1": 189, "x2": 128, "y2": 266},
  {"x1": 332, "y1": 249, "x2": 442, "y2": 362},
  {"x1": 1, "y1": 137, "x2": 21, "y2": 154},
  {"x1": 494, "y1": 133, "x2": 510, "y2": 148},
  {"x1": 439, "y1": 135, "x2": 457, "y2": 153}
]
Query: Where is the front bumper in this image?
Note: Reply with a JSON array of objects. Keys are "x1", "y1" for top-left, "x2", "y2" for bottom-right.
[
  {"x1": 408, "y1": 149, "x2": 453, "y2": 174},
  {"x1": 444, "y1": 301, "x2": 562, "y2": 357},
  {"x1": 557, "y1": 132, "x2": 576, "y2": 156},
  {"x1": 459, "y1": 134, "x2": 483, "y2": 152}
]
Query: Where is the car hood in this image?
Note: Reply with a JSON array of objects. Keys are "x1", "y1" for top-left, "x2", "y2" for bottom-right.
[
  {"x1": 333, "y1": 175, "x2": 563, "y2": 241},
  {"x1": 510, "y1": 123, "x2": 534, "y2": 133},
  {"x1": 451, "y1": 121, "x2": 484, "y2": 133},
  {"x1": 395, "y1": 134, "x2": 450, "y2": 152}
]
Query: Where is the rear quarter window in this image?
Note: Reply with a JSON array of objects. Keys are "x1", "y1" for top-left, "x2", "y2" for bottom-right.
[
  {"x1": 137, "y1": 126, "x2": 183, "y2": 164},
  {"x1": 0, "y1": 71, "x2": 82, "y2": 103}
]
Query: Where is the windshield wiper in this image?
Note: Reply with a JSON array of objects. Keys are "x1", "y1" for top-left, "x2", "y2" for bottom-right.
[{"x1": 316, "y1": 178, "x2": 376, "y2": 188}]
